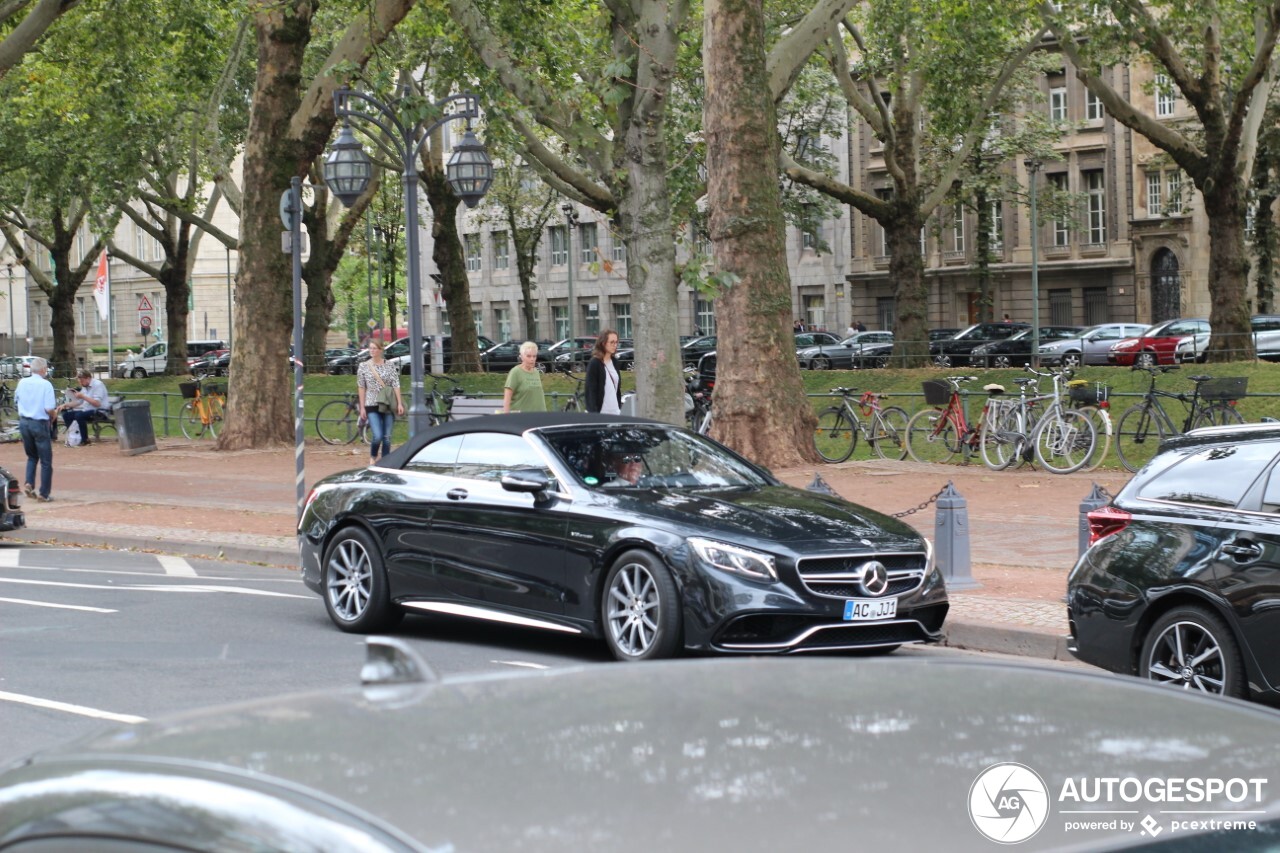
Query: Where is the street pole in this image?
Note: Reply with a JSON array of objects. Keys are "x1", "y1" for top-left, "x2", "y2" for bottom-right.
[
  {"x1": 365, "y1": 216, "x2": 374, "y2": 342},
  {"x1": 6, "y1": 264, "x2": 13, "y2": 358},
  {"x1": 562, "y1": 204, "x2": 578, "y2": 340},
  {"x1": 284, "y1": 178, "x2": 307, "y2": 524},
  {"x1": 1025, "y1": 159, "x2": 1042, "y2": 366},
  {"x1": 225, "y1": 246, "x2": 233, "y2": 352}
]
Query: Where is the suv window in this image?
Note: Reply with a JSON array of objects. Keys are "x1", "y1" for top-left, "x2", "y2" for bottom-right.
[{"x1": 1139, "y1": 443, "x2": 1280, "y2": 508}]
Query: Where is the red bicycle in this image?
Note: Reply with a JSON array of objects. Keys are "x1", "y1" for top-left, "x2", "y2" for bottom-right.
[{"x1": 905, "y1": 375, "x2": 1005, "y2": 464}]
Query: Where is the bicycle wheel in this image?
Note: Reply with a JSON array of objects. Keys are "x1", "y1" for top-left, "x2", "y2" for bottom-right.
[
  {"x1": 1192, "y1": 402, "x2": 1244, "y2": 429},
  {"x1": 0, "y1": 401, "x2": 14, "y2": 423},
  {"x1": 1033, "y1": 408, "x2": 1096, "y2": 474},
  {"x1": 1115, "y1": 404, "x2": 1168, "y2": 473},
  {"x1": 204, "y1": 396, "x2": 223, "y2": 438},
  {"x1": 563, "y1": 397, "x2": 579, "y2": 412},
  {"x1": 906, "y1": 409, "x2": 959, "y2": 464},
  {"x1": 979, "y1": 402, "x2": 1022, "y2": 471},
  {"x1": 870, "y1": 406, "x2": 908, "y2": 460},
  {"x1": 179, "y1": 400, "x2": 205, "y2": 439},
  {"x1": 316, "y1": 400, "x2": 361, "y2": 445},
  {"x1": 1074, "y1": 405, "x2": 1112, "y2": 473},
  {"x1": 813, "y1": 407, "x2": 858, "y2": 463}
]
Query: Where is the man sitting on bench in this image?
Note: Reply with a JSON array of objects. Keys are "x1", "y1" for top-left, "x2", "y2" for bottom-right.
[{"x1": 60, "y1": 368, "x2": 110, "y2": 446}]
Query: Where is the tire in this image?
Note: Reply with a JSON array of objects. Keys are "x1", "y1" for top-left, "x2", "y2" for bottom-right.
[
  {"x1": 990, "y1": 354, "x2": 1010, "y2": 368},
  {"x1": 1033, "y1": 408, "x2": 1096, "y2": 474},
  {"x1": 870, "y1": 406, "x2": 909, "y2": 460},
  {"x1": 601, "y1": 549, "x2": 681, "y2": 661},
  {"x1": 563, "y1": 397, "x2": 579, "y2": 412},
  {"x1": 1061, "y1": 352, "x2": 1082, "y2": 369},
  {"x1": 131, "y1": 367, "x2": 146, "y2": 379},
  {"x1": 1192, "y1": 402, "x2": 1244, "y2": 429},
  {"x1": 1115, "y1": 404, "x2": 1168, "y2": 473},
  {"x1": 906, "y1": 409, "x2": 959, "y2": 464},
  {"x1": 813, "y1": 407, "x2": 857, "y2": 463},
  {"x1": 179, "y1": 400, "x2": 203, "y2": 439},
  {"x1": 811, "y1": 355, "x2": 831, "y2": 371},
  {"x1": 317, "y1": 400, "x2": 362, "y2": 445},
  {"x1": 932, "y1": 354, "x2": 952, "y2": 368},
  {"x1": 979, "y1": 402, "x2": 1021, "y2": 471},
  {"x1": 322, "y1": 526, "x2": 403, "y2": 633},
  {"x1": 1074, "y1": 405, "x2": 1112, "y2": 473},
  {"x1": 1139, "y1": 606, "x2": 1246, "y2": 699},
  {"x1": 1134, "y1": 351, "x2": 1157, "y2": 368},
  {"x1": 874, "y1": 354, "x2": 892, "y2": 369}
]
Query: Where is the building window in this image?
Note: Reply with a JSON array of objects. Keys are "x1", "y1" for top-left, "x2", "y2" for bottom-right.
[
  {"x1": 578, "y1": 222, "x2": 597, "y2": 264},
  {"x1": 952, "y1": 206, "x2": 965, "y2": 252},
  {"x1": 612, "y1": 302, "x2": 632, "y2": 338},
  {"x1": 1146, "y1": 172, "x2": 1163, "y2": 216},
  {"x1": 582, "y1": 301, "x2": 598, "y2": 332},
  {"x1": 875, "y1": 188, "x2": 892, "y2": 257},
  {"x1": 694, "y1": 221, "x2": 711, "y2": 256},
  {"x1": 492, "y1": 231, "x2": 509, "y2": 269},
  {"x1": 695, "y1": 299, "x2": 716, "y2": 335},
  {"x1": 152, "y1": 235, "x2": 163, "y2": 261},
  {"x1": 1166, "y1": 171, "x2": 1183, "y2": 214},
  {"x1": 135, "y1": 226, "x2": 146, "y2": 261},
  {"x1": 801, "y1": 205, "x2": 818, "y2": 250},
  {"x1": 1049, "y1": 86, "x2": 1067, "y2": 122},
  {"x1": 1083, "y1": 287, "x2": 1108, "y2": 325},
  {"x1": 1048, "y1": 173, "x2": 1070, "y2": 247},
  {"x1": 473, "y1": 313, "x2": 484, "y2": 338},
  {"x1": 612, "y1": 216, "x2": 626, "y2": 262},
  {"x1": 1085, "y1": 170, "x2": 1106, "y2": 245},
  {"x1": 552, "y1": 305, "x2": 569, "y2": 339},
  {"x1": 1155, "y1": 73, "x2": 1176, "y2": 117},
  {"x1": 550, "y1": 226, "x2": 568, "y2": 265},
  {"x1": 464, "y1": 233, "x2": 482, "y2": 271},
  {"x1": 494, "y1": 307, "x2": 511, "y2": 340},
  {"x1": 1085, "y1": 91, "x2": 1104, "y2": 121},
  {"x1": 988, "y1": 201, "x2": 1004, "y2": 252},
  {"x1": 439, "y1": 310, "x2": 451, "y2": 334},
  {"x1": 1049, "y1": 289, "x2": 1072, "y2": 325},
  {"x1": 76, "y1": 297, "x2": 86, "y2": 334},
  {"x1": 876, "y1": 296, "x2": 896, "y2": 332},
  {"x1": 803, "y1": 294, "x2": 825, "y2": 329}
]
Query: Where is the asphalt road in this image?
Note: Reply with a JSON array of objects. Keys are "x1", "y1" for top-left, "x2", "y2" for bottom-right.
[{"x1": 0, "y1": 544, "x2": 1089, "y2": 768}]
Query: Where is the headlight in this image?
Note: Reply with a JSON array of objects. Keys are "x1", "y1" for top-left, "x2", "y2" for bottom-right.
[{"x1": 687, "y1": 537, "x2": 777, "y2": 582}]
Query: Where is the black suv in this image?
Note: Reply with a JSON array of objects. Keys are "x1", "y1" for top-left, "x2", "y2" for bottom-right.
[
  {"x1": 929, "y1": 322, "x2": 1030, "y2": 367},
  {"x1": 1069, "y1": 423, "x2": 1280, "y2": 704}
]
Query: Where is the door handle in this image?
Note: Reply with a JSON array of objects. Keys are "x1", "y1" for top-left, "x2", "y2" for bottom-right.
[
  {"x1": 1221, "y1": 540, "x2": 1263, "y2": 560},
  {"x1": 446, "y1": 488, "x2": 468, "y2": 501}
]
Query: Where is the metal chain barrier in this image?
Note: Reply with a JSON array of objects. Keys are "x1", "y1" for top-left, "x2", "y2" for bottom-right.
[{"x1": 891, "y1": 484, "x2": 950, "y2": 518}]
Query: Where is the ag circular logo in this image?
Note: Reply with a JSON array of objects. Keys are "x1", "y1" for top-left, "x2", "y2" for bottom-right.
[{"x1": 969, "y1": 762, "x2": 1050, "y2": 844}]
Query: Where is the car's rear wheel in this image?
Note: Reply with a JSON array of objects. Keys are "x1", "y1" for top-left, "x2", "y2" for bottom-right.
[
  {"x1": 322, "y1": 526, "x2": 403, "y2": 633},
  {"x1": 811, "y1": 355, "x2": 831, "y2": 370},
  {"x1": 933, "y1": 354, "x2": 953, "y2": 368},
  {"x1": 993, "y1": 355, "x2": 1012, "y2": 369},
  {"x1": 1134, "y1": 351, "x2": 1157, "y2": 368},
  {"x1": 131, "y1": 368, "x2": 146, "y2": 379},
  {"x1": 874, "y1": 353, "x2": 892, "y2": 369},
  {"x1": 1061, "y1": 352, "x2": 1082, "y2": 368},
  {"x1": 602, "y1": 550, "x2": 681, "y2": 661},
  {"x1": 1139, "y1": 606, "x2": 1245, "y2": 699}
]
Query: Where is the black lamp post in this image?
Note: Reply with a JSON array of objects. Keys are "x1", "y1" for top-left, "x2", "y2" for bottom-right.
[
  {"x1": 1025, "y1": 158, "x2": 1042, "y2": 365},
  {"x1": 324, "y1": 87, "x2": 493, "y2": 435},
  {"x1": 561, "y1": 203, "x2": 579, "y2": 341}
]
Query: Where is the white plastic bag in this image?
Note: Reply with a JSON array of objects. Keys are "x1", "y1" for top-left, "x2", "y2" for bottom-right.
[{"x1": 65, "y1": 421, "x2": 81, "y2": 447}]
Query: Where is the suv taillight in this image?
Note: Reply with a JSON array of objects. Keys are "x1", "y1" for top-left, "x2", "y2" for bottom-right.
[
  {"x1": 1087, "y1": 505, "x2": 1131, "y2": 545},
  {"x1": 7, "y1": 480, "x2": 20, "y2": 508}
]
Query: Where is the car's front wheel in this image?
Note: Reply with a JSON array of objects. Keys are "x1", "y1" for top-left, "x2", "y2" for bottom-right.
[
  {"x1": 602, "y1": 550, "x2": 681, "y2": 661},
  {"x1": 811, "y1": 355, "x2": 831, "y2": 370},
  {"x1": 1060, "y1": 352, "x2": 1082, "y2": 368},
  {"x1": 932, "y1": 353, "x2": 952, "y2": 368},
  {"x1": 322, "y1": 526, "x2": 403, "y2": 633},
  {"x1": 131, "y1": 367, "x2": 147, "y2": 379},
  {"x1": 1134, "y1": 351, "x2": 1157, "y2": 368},
  {"x1": 1139, "y1": 606, "x2": 1245, "y2": 699}
]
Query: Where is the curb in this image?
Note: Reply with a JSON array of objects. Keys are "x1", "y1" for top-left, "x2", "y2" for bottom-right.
[
  {"x1": 944, "y1": 619, "x2": 1074, "y2": 662},
  {"x1": 7, "y1": 528, "x2": 300, "y2": 569}
]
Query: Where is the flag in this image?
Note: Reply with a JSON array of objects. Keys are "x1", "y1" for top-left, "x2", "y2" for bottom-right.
[{"x1": 93, "y1": 250, "x2": 110, "y2": 322}]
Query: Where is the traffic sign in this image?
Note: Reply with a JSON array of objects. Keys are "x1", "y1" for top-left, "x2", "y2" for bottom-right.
[{"x1": 137, "y1": 296, "x2": 153, "y2": 312}]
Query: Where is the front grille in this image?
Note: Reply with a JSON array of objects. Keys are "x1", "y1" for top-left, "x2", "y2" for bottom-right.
[
  {"x1": 795, "y1": 552, "x2": 927, "y2": 600},
  {"x1": 714, "y1": 615, "x2": 933, "y2": 652}
]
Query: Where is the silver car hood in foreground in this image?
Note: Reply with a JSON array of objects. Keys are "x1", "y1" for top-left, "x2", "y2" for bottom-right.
[{"x1": 3, "y1": 656, "x2": 1280, "y2": 852}]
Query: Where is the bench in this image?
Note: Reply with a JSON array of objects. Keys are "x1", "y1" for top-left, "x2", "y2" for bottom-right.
[
  {"x1": 88, "y1": 395, "x2": 125, "y2": 441},
  {"x1": 446, "y1": 396, "x2": 502, "y2": 420}
]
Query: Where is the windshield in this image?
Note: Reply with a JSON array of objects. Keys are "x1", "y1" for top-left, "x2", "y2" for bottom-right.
[{"x1": 539, "y1": 425, "x2": 770, "y2": 490}]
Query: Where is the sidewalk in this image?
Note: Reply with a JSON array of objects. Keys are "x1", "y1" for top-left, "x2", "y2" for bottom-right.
[{"x1": 0, "y1": 437, "x2": 1131, "y2": 663}]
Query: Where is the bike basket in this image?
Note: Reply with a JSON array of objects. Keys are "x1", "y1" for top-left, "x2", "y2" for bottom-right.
[
  {"x1": 179, "y1": 381, "x2": 199, "y2": 399},
  {"x1": 921, "y1": 380, "x2": 952, "y2": 407},
  {"x1": 1200, "y1": 376, "x2": 1247, "y2": 400},
  {"x1": 204, "y1": 383, "x2": 225, "y2": 396},
  {"x1": 1069, "y1": 383, "x2": 1110, "y2": 405}
]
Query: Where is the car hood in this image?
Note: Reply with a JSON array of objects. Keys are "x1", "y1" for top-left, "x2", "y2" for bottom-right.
[
  {"x1": 6, "y1": 658, "x2": 1280, "y2": 853},
  {"x1": 600, "y1": 483, "x2": 923, "y2": 551}
]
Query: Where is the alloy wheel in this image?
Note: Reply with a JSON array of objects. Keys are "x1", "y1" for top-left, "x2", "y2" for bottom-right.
[
  {"x1": 606, "y1": 562, "x2": 661, "y2": 657},
  {"x1": 1144, "y1": 619, "x2": 1228, "y2": 694},
  {"x1": 326, "y1": 537, "x2": 373, "y2": 622}
]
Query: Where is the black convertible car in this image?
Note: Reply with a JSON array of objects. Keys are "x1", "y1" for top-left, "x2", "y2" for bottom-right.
[{"x1": 299, "y1": 414, "x2": 947, "y2": 660}]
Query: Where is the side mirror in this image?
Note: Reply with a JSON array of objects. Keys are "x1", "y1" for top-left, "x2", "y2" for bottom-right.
[{"x1": 501, "y1": 468, "x2": 553, "y2": 497}]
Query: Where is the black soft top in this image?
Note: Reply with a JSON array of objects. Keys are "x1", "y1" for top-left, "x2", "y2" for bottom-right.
[{"x1": 377, "y1": 411, "x2": 663, "y2": 470}]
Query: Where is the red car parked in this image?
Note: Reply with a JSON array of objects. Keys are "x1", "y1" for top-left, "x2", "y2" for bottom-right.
[{"x1": 1106, "y1": 317, "x2": 1208, "y2": 367}]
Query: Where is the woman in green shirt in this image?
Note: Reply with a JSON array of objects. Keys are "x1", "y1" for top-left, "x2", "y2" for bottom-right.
[{"x1": 502, "y1": 341, "x2": 547, "y2": 413}]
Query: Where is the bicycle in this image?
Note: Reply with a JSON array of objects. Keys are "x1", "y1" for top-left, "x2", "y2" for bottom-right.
[
  {"x1": 558, "y1": 366, "x2": 587, "y2": 412},
  {"x1": 426, "y1": 375, "x2": 467, "y2": 425},
  {"x1": 1020, "y1": 365, "x2": 1098, "y2": 474},
  {"x1": 686, "y1": 381, "x2": 713, "y2": 435},
  {"x1": 813, "y1": 387, "x2": 909, "y2": 463},
  {"x1": 315, "y1": 393, "x2": 370, "y2": 446},
  {"x1": 178, "y1": 378, "x2": 225, "y2": 439},
  {"x1": 1115, "y1": 366, "x2": 1246, "y2": 473},
  {"x1": 905, "y1": 375, "x2": 1004, "y2": 465},
  {"x1": 977, "y1": 374, "x2": 1043, "y2": 471},
  {"x1": 0, "y1": 381, "x2": 14, "y2": 423},
  {"x1": 1065, "y1": 378, "x2": 1113, "y2": 473}
]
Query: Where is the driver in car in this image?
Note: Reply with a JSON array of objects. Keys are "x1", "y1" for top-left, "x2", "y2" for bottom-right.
[{"x1": 605, "y1": 450, "x2": 645, "y2": 486}]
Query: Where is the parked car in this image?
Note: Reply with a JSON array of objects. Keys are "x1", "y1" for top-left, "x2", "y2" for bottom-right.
[
  {"x1": 1069, "y1": 422, "x2": 1280, "y2": 703},
  {"x1": 1107, "y1": 317, "x2": 1208, "y2": 367},
  {"x1": 326, "y1": 347, "x2": 370, "y2": 375},
  {"x1": 4, "y1": 644, "x2": 1280, "y2": 852},
  {"x1": 115, "y1": 339, "x2": 226, "y2": 378},
  {"x1": 300, "y1": 413, "x2": 947, "y2": 659},
  {"x1": 929, "y1": 327, "x2": 962, "y2": 341},
  {"x1": 1175, "y1": 314, "x2": 1280, "y2": 363},
  {"x1": 928, "y1": 322, "x2": 1030, "y2": 367},
  {"x1": 384, "y1": 334, "x2": 497, "y2": 374},
  {"x1": 797, "y1": 331, "x2": 894, "y2": 370},
  {"x1": 480, "y1": 340, "x2": 555, "y2": 372},
  {"x1": 1037, "y1": 322, "x2": 1150, "y2": 367},
  {"x1": 0, "y1": 463, "x2": 25, "y2": 533},
  {"x1": 544, "y1": 336, "x2": 599, "y2": 360},
  {"x1": 695, "y1": 332, "x2": 842, "y2": 389},
  {"x1": 553, "y1": 339, "x2": 634, "y2": 369},
  {"x1": 1, "y1": 355, "x2": 54, "y2": 379},
  {"x1": 969, "y1": 325, "x2": 1084, "y2": 368},
  {"x1": 189, "y1": 349, "x2": 231, "y2": 378},
  {"x1": 680, "y1": 334, "x2": 718, "y2": 366}
]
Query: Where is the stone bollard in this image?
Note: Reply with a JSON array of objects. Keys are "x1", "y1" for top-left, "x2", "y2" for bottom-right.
[
  {"x1": 806, "y1": 473, "x2": 838, "y2": 496},
  {"x1": 1078, "y1": 483, "x2": 1111, "y2": 557},
  {"x1": 935, "y1": 481, "x2": 979, "y2": 590}
]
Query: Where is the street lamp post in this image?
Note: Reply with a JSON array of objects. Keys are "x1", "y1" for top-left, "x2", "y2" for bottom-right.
[
  {"x1": 561, "y1": 204, "x2": 578, "y2": 341},
  {"x1": 5, "y1": 263, "x2": 13, "y2": 358},
  {"x1": 325, "y1": 86, "x2": 493, "y2": 436},
  {"x1": 225, "y1": 246, "x2": 234, "y2": 351},
  {"x1": 1025, "y1": 158, "x2": 1042, "y2": 366}
]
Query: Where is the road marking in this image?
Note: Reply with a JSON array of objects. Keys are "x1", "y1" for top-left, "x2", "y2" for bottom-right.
[
  {"x1": 0, "y1": 549, "x2": 20, "y2": 567},
  {"x1": 0, "y1": 691, "x2": 145, "y2": 724},
  {"x1": 492, "y1": 660, "x2": 550, "y2": 670},
  {"x1": 157, "y1": 555, "x2": 197, "y2": 577},
  {"x1": 0, "y1": 597, "x2": 116, "y2": 613},
  {"x1": 0, "y1": 577, "x2": 308, "y2": 599}
]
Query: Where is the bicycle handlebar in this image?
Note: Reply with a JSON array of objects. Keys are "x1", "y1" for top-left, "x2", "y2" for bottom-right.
[{"x1": 1130, "y1": 364, "x2": 1179, "y2": 374}]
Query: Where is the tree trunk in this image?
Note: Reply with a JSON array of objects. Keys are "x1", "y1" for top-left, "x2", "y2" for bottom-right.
[
  {"x1": 1203, "y1": 177, "x2": 1255, "y2": 362},
  {"x1": 887, "y1": 203, "x2": 930, "y2": 365},
  {"x1": 974, "y1": 187, "x2": 994, "y2": 323},
  {"x1": 301, "y1": 205, "x2": 338, "y2": 373},
  {"x1": 511, "y1": 211, "x2": 539, "y2": 339},
  {"x1": 704, "y1": 0, "x2": 818, "y2": 467},
  {"x1": 157, "y1": 258, "x2": 191, "y2": 377},
  {"x1": 425, "y1": 155, "x2": 479, "y2": 372}
]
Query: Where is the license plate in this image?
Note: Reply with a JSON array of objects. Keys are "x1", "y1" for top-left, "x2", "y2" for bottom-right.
[{"x1": 844, "y1": 598, "x2": 897, "y2": 621}]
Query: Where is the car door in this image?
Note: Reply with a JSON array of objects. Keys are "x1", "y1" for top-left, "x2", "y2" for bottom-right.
[
  {"x1": 427, "y1": 431, "x2": 570, "y2": 615},
  {"x1": 380, "y1": 434, "x2": 464, "y2": 599}
]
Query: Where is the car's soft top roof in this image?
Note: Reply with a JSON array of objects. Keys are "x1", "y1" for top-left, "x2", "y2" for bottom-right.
[{"x1": 378, "y1": 412, "x2": 664, "y2": 469}]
